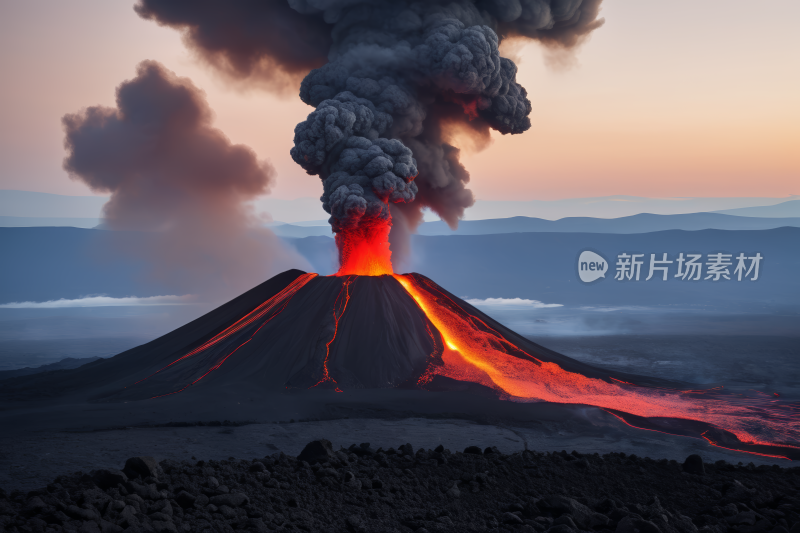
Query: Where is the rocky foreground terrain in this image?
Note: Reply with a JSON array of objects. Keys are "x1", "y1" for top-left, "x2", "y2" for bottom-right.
[{"x1": 1, "y1": 440, "x2": 798, "y2": 533}]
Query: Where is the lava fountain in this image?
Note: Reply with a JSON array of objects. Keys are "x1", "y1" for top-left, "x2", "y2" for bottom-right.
[{"x1": 335, "y1": 218, "x2": 394, "y2": 276}]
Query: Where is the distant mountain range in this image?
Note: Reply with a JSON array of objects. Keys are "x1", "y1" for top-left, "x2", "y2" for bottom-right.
[
  {"x1": 4, "y1": 211, "x2": 798, "y2": 237},
  {"x1": 0, "y1": 190, "x2": 107, "y2": 218},
  {"x1": 464, "y1": 195, "x2": 800, "y2": 220},
  {"x1": 714, "y1": 200, "x2": 800, "y2": 218},
  {"x1": 0, "y1": 357, "x2": 102, "y2": 382},
  {"x1": 3, "y1": 190, "x2": 798, "y2": 224},
  {"x1": 3, "y1": 227, "x2": 798, "y2": 313},
  {"x1": 269, "y1": 212, "x2": 800, "y2": 238},
  {"x1": 0, "y1": 189, "x2": 330, "y2": 224},
  {"x1": 417, "y1": 212, "x2": 800, "y2": 235},
  {"x1": 0, "y1": 216, "x2": 100, "y2": 228},
  {"x1": 290, "y1": 228, "x2": 800, "y2": 310}
]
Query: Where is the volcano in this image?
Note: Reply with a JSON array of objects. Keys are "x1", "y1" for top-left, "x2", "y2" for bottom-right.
[{"x1": 2, "y1": 269, "x2": 799, "y2": 460}]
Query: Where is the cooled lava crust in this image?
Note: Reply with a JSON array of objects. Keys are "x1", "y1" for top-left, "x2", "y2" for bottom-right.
[{"x1": 2, "y1": 441, "x2": 799, "y2": 533}]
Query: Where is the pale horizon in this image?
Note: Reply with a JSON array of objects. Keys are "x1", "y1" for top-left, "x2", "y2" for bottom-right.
[{"x1": 1, "y1": 0, "x2": 798, "y2": 202}]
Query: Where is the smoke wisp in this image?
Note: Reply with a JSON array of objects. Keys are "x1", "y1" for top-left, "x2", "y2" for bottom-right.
[{"x1": 63, "y1": 60, "x2": 309, "y2": 300}]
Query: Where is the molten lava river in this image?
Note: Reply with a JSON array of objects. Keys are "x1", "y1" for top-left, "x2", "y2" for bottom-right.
[
  {"x1": 393, "y1": 274, "x2": 800, "y2": 460},
  {"x1": 335, "y1": 220, "x2": 393, "y2": 276},
  {"x1": 326, "y1": 222, "x2": 799, "y2": 459}
]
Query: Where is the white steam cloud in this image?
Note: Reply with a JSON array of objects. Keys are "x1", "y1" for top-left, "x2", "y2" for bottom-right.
[
  {"x1": 465, "y1": 297, "x2": 563, "y2": 309},
  {"x1": 0, "y1": 295, "x2": 196, "y2": 309}
]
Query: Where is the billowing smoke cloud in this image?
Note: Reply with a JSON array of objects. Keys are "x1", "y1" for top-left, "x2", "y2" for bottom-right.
[
  {"x1": 63, "y1": 60, "x2": 309, "y2": 299},
  {"x1": 291, "y1": 92, "x2": 418, "y2": 233},
  {"x1": 134, "y1": 2, "x2": 331, "y2": 94},
  {"x1": 136, "y1": 0, "x2": 605, "y2": 262}
]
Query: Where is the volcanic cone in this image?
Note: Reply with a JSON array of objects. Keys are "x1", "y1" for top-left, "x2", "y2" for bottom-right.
[{"x1": 1, "y1": 269, "x2": 798, "y2": 459}]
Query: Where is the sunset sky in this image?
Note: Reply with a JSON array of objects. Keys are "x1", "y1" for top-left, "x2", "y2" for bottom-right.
[{"x1": 0, "y1": 0, "x2": 797, "y2": 202}]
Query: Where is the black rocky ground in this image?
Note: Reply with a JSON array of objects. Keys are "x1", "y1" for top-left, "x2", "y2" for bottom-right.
[{"x1": 1, "y1": 441, "x2": 798, "y2": 533}]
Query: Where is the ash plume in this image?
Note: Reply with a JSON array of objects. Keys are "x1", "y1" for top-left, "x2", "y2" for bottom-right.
[
  {"x1": 134, "y1": 1, "x2": 331, "y2": 93},
  {"x1": 63, "y1": 60, "x2": 309, "y2": 299},
  {"x1": 136, "y1": 0, "x2": 605, "y2": 259}
]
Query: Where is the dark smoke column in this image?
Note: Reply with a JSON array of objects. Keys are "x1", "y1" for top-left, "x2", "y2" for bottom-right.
[
  {"x1": 136, "y1": 0, "x2": 605, "y2": 273},
  {"x1": 291, "y1": 93, "x2": 419, "y2": 275}
]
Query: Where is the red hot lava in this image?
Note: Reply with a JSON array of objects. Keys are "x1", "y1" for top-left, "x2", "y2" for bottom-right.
[
  {"x1": 393, "y1": 273, "x2": 800, "y2": 459},
  {"x1": 335, "y1": 219, "x2": 393, "y2": 276}
]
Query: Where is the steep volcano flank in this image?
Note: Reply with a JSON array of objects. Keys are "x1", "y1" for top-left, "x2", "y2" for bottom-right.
[
  {"x1": 93, "y1": 274, "x2": 440, "y2": 401},
  {"x1": 0, "y1": 269, "x2": 310, "y2": 402},
  {"x1": 288, "y1": 275, "x2": 440, "y2": 390},
  {"x1": 105, "y1": 272, "x2": 320, "y2": 401}
]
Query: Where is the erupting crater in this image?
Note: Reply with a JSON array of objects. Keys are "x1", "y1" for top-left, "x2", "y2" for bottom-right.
[{"x1": 335, "y1": 219, "x2": 394, "y2": 276}]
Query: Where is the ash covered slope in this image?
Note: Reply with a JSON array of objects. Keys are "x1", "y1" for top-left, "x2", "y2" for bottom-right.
[
  {"x1": 0, "y1": 272, "x2": 441, "y2": 402},
  {"x1": 103, "y1": 274, "x2": 439, "y2": 400},
  {"x1": 0, "y1": 270, "x2": 308, "y2": 401},
  {"x1": 0, "y1": 270, "x2": 686, "y2": 405}
]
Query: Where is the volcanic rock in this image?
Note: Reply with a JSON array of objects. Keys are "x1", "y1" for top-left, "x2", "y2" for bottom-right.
[
  {"x1": 298, "y1": 439, "x2": 335, "y2": 465},
  {"x1": 175, "y1": 491, "x2": 195, "y2": 509},
  {"x1": 503, "y1": 511, "x2": 525, "y2": 524},
  {"x1": 617, "y1": 516, "x2": 663, "y2": 533},
  {"x1": 683, "y1": 454, "x2": 705, "y2": 475},
  {"x1": 210, "y1": 492, "x2": 249, "y2": 507},
  {"x1": 92, "y1": 468, "x2": 128, "y2": 489},
  {"x1": 122, "y1": 456, "x2": 161, "y2": 480},
  {"x1": 3, "y1": 442, "x2": 799, "y2": 533},
  {"x1": 541, "y1": 495, "x2": 596, "y2": 529}
]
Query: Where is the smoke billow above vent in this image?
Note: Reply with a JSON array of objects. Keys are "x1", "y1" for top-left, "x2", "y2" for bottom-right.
[
  {"x1": 62, "y1": 60, "x2": 308, "y2": 299},
  {"x1": 135, "y1": 0, "x2": 606, "y2": 272}
]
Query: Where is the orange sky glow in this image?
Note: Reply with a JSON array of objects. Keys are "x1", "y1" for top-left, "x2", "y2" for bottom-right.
[{"x1": 0, "y1": 0, "x2": 797, "y2": 201}]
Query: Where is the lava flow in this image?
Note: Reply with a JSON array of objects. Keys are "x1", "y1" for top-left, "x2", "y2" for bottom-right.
[
  {"x1": 393, "y1": 273, "x2": 800, "y2": 457},
  {"x1": 335, "y1": 219, "x2": 393, "y2": 276},
  {"x1": 312, "y1": 276, "x2": 354, "y2": 392}
]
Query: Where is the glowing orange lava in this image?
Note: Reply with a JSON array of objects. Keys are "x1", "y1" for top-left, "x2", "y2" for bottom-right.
[
  {"x1": 394, "y1": 274, "x2": 800, "y2": 456},
  {"x1": 336, "y1": 219, "x2": 393, "y2": 276}
]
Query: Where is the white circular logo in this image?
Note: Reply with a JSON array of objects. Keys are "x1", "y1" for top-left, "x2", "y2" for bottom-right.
[{"x1": 578, "y1": 251, "x2": 607, "y2": 283}]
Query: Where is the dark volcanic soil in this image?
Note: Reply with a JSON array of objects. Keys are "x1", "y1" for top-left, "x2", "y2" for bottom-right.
[{"x1": 2, "y1": 440, "x2": 798, "y2": 533}]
